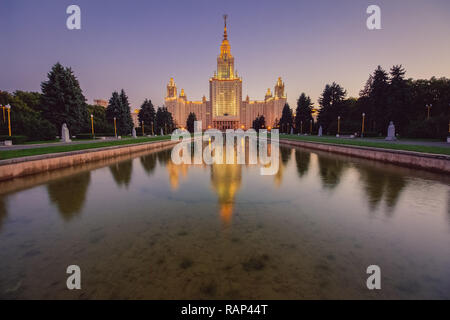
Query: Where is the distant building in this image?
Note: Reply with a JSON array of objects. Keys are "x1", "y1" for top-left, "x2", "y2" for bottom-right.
[
  {"x1": 93, "y1": 99, "x2": 108, "y2": 108},
  {"x1": 166, "y1": 15, "x2": 286, "y2": 131}
]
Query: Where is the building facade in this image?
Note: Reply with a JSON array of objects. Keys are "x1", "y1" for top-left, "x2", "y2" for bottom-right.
[
  {"x1": 93, "y1": 99, "x2": 108, "y2": 108},
  {"x1": 165, "y1": 16, "x2": 286, "y2": 131}
]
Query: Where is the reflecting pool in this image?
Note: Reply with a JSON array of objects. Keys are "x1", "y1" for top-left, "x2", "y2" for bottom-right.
[{"x1": 0, "y1": 145, "x2": 449, "y2": 299}]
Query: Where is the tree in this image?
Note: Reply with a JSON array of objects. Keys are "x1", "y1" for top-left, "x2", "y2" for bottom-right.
[
  {"x1": 368, "y1": 66, "x2": 389, "y2": 133},
  {"x1": 138, "y1": 99, "x2": 156, "y2": 133},
  {"x1": 317, "y1": 82, "x2": 347, "y2": 133},
  {"x1": 155, "y1": 106, "x2": 174, "y2": 135},
  {"x1": 40, "y1": 62, "x2": 88, "y2": 134},
  {"x1": 105, "y1": 90, "x2": 133, "y2": 135},
  {"x1": 295, "y1": 93, "x2": 313, "y2": 133},
  {"x1": 0, "y1": 91, "x2": 55, "y2": 140},
  {"x1": 119, "y1": 89, "x2": 134, "y2": 133},
  {"x1": 87, "y1": 104, "x2": 112, "y2": 134},
  {"x1": 279, "y1": 103, "x2": 294, "y2": 133},
  {"x1": 387, "y1": 65, "x2": 411, "y2": 133},
  {"x1": 252, "y1": 115, "x2": 266, "y2": 131},
  {"x1": 186, "y1": 112, "x2": 197, "y2": 133}
]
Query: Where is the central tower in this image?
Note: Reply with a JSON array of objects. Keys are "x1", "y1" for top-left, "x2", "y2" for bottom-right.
[{"x1": 209, "y1": 14, "x2": 242, "y2": 130}]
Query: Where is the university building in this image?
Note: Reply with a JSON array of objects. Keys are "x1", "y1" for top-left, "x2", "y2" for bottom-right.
[{"x1": 165, "y1": 16, "x2": 287, "y2": 131}]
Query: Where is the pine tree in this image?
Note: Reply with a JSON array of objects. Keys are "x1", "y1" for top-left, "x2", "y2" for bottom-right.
[
  {"x1": 388, "y1": 65, "x2": 410, "y2": 133},
  {"x1": 186, "y1": 112, "x2": 197, "y2": 133},
  {"x1": 40, "y1": 62, "x2": 88, "y2": 134},
  {"x1": 105, "y1": 90, "x2": 133, "y2": 136},
  {"x1": 317, "y1": 82, "x2": 346, "y2": 132},
  {"x1": 138, "y1": 99, "x2": 156, "y2": 130},
  {"x1": 279, "y1": 103, "x2": 294, "y2": 133},
  {"x1": 155, "y1": 106, "x2": 175, "y2": 135},
  {"x1": 119, "y1": 89, "x2": 134, "y2": 134},
  {"x1": 252, "y1": 115, "x2": 266, "y2": 130},
  {"x1": 369, "y1": 66, "x2": 389, "y2": 133},
  {"x1": 295, "y1": 93, "x2": 313, "y2": 133}
]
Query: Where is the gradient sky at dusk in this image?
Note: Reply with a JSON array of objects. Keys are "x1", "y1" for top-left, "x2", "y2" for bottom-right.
[{"x1": 1, "y1": 0, "x2": 450, "y2": 110}]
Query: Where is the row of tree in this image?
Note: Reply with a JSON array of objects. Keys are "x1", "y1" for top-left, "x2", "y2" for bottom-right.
[
  {"x1": 273, "y1": 65, "x2": 449, "y2": 139},
  {"x1": 0, "y1": 62, "x2": 176, "y2": 141},
  {"x1": 137, "y1": 99, "x2": 175, "y2": 135}
]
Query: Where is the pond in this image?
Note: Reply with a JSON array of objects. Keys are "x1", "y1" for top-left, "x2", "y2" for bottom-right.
[{"x1": 0, "y1": 144, "x2": 449, "y2": 299}]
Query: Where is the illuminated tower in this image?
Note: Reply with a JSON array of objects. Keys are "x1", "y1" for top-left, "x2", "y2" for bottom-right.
[
  {"x1": 274, "y1": 77, "x2": 285, "y2": 99},
  {"x1": 210, "y1": 14, "x2": 242, "y2": 130},
  {"x1": 166, "y1": 77, "x2": 177, "y2": 99}
]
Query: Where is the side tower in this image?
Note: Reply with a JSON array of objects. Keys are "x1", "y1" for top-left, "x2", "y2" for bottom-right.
[
  {"x1": 209, "y1": 15, "x2": 242, "y2": 130},
  {"x1": 165, "y1": 77, "x2": 182, "y2": 127}
]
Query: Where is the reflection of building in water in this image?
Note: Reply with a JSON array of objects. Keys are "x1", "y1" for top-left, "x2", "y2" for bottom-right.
[
  {"x1": 210, "y1": 163, "x2": 242, "y2": 224},
  {"x1": 166, "y1": 161, "x2": 189, "y2": 190}
]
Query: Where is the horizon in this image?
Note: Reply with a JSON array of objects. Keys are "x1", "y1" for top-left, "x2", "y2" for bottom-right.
[{"x1": 1, "y1": 0, "x2": 450, "y2": 110}]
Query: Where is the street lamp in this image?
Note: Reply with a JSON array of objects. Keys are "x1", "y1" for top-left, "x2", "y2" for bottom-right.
[
  {"x1": 6, "y1": 104, "x2": 11, "y2": 136},
  {"x1": 113, "y1": 117, "x2": 117, "y2": 138},
  {"x1": 361, "y1": 113, "x2": 365, "y2": 138},
  {"x1": 1, "y1": 105, "x2": 5, "y2": 123},
  {"x1": 337, "y1": 116, "x2": 341, "y2": 137},
  {"x1": 90, "y1": 114, "x2": 95, "y2": 139},
  {"x1": 426, "y1": 104, "x2": 432, "y2": 120}
]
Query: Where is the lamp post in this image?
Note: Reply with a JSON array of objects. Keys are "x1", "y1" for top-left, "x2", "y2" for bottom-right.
[
  {"x1": 90, "y1": 114, "x2": 95, "y2": 139},
  {"x1": 337, "y1": 116, "x2": 341, "y2": 137},
  {"x1": 2, "y1": 105, "x2": 5, "y2": 123},
  {"x1": 113, "y1": 117, "x2": 117, "y2": 138},
  {"x1": 309, "y1": 119, "x2": 312, "y2": 135},
  {"x1": 426, "y1": 104, "x2": 432, "y2": 120},
  {"x1": 6, "y1": 104, "x2": 11, "y2": 136},
  {"x1": 361, "y1": 113, "x2": 365, "y2": 138}
]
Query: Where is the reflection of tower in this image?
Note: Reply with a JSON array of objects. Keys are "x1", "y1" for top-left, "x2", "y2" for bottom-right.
[
  {"x1": 210, "y1": 163, "x2": 242, "y2": 224},
  {"x1": 166, "y1": 161, "x2": 188, "y2": 190}
]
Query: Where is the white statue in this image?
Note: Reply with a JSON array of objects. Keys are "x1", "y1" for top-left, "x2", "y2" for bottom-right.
[
  {"x1": 132, "y1": 127, "x2": 137, "y2": 138},
  {"x1": 385, "y1": 121, "x2": 397, "y2": 141},
  {"x1": 318, "y1": 126, "x2": 323, "y2": 137},
  {"x1": 61, "y1": 123, "x2": 71, "y2": 143}
]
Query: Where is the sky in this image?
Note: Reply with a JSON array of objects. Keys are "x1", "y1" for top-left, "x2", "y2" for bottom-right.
[{"x1": 1, "y1": 0, "x2": 450, "y2": 110}]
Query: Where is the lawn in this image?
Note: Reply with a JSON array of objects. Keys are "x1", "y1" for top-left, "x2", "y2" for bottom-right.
[
  {"x1": 279, "y1": 135, "x2": 450, "y2": 156},
  {"x1": 0, "y1": 136, "x2": 171, "y2": 160}
]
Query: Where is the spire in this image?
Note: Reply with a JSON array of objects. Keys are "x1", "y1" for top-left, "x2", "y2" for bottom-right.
[
  {"x1": 223, "y1": 14, "x2": 228, "y2": 40},
  {"x1": 220, "y1": 14, "x2": 231, "y2": 58}
]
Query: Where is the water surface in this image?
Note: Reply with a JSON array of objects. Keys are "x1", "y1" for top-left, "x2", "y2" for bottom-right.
[{"x1": 0, "y1": 145, "x2": 449, "y2": 299}]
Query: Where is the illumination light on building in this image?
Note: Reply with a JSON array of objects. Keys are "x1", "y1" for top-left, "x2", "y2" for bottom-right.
[{"x1": 165, "y1": 15, "x2": 287, "y2": 131}]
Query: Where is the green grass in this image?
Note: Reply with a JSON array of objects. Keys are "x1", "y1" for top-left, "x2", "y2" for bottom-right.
[
  {"x1": 280, "y1": 135, "x2": 450, "y2": 155},
  {"x1": 22, "y1": 139, "x2": 60, "y2": 145},
  {"x1": 0, "y1": 136, "x2": 171, "y2": 160}
]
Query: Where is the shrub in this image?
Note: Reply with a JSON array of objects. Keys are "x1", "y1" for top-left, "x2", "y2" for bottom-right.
[
  {"x1": 0, "y1": 135, "x2": 28, "y2": 144},
  {"x1": 404, "y1": 118, "x2": 448, "y2": 139},
  {"x1": 75, "y1": 133, "x2": 94, "y2": 139}
]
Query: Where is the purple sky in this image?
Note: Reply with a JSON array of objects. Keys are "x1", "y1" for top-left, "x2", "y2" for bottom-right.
[{"x1": 1, "y1": 0, "x2": 450, "y2": 110}]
